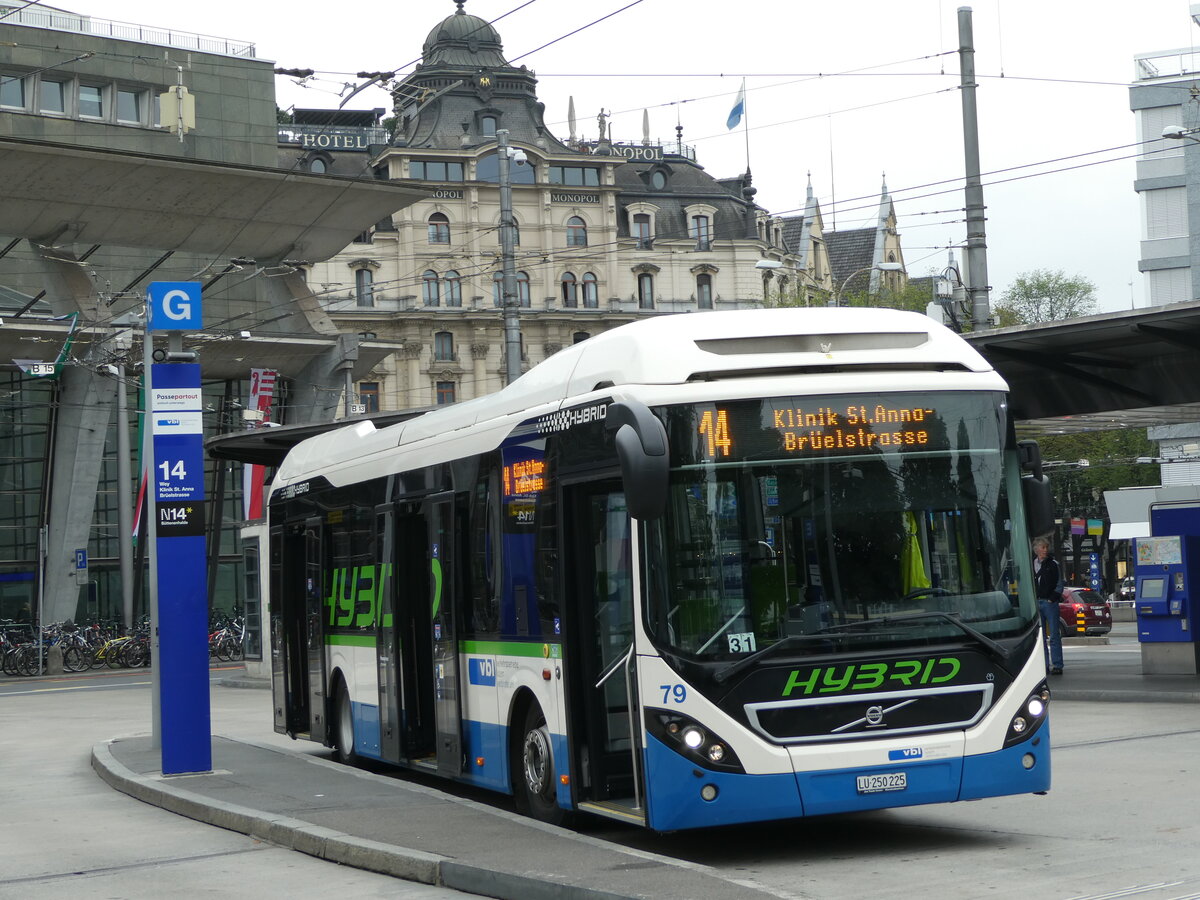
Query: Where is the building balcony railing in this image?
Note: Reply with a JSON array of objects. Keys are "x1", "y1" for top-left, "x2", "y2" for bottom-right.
[
  {"x1": 1134, "y1": 49, "x2": 1200, "y2": 82},
  {"x1": 3, "y1": 6, "x2": 256, "y2": 58}
]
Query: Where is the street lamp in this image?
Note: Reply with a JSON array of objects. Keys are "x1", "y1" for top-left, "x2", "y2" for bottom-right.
[
  {"x1": 1161, "y1": 124, "x2": 1200, "y2": 144},
  {"x1": 829, "y1": 261, "x2": 904, "y2": 307},
  {"x1": 497, "y1": 129, "x2": 527, "y2": 385}
]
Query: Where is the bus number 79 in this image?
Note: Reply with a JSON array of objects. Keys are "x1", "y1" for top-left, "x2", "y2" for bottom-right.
[{"x1": 660, "y1": 684, "x2": 687, "y2": 704}]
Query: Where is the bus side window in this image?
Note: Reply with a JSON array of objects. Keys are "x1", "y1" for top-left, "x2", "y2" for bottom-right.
[{"x1": 467, "y1": 461, "x2": 501, "y2": 634}]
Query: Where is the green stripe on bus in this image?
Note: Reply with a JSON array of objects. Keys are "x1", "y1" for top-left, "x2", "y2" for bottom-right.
[
  {"x1": 326, "y1": 634, "x2": 376, "y2": 647},
  {"x1": 460, "y1": 640, "x2": 562, "y2": 659},
  {"x1": 323, "y1": 635, "x2": 563, "y2": 657}
]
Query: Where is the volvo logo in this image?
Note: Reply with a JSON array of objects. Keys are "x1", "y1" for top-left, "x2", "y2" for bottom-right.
[{"x1": 865, "y1": 705, "x2": 885, "y2": 726}]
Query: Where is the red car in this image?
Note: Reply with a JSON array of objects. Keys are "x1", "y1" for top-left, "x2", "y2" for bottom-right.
[{"x1": 1058, "y1": 586, "x2": 1112, "y2": 636}]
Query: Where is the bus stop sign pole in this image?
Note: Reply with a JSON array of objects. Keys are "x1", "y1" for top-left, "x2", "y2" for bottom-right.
[{"x1": 146, "y1": 282, "x2": 211, "y2": 775}]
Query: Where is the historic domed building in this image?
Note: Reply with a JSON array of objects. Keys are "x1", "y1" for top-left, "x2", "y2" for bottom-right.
[{"x1": 296, "y1": 0, "x2": 810, "y2": 411}]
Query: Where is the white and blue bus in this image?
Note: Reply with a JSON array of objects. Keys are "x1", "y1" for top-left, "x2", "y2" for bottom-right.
[{"x1": 268, "y1": 307, "x2": 1055, "y2": 831}]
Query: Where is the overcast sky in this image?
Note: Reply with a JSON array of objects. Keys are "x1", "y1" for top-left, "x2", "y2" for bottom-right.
[{"x1": 51, "y1": 0, "x2": 1200, "y2": 312}]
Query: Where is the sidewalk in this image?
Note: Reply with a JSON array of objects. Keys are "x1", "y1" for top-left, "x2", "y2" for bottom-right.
[
  {"x1": 92, "y1": 734, "x2": 780, "y2": 900},
  {"x1": 1047, "y1": 622, "x2": 1200, "y2": 703}
]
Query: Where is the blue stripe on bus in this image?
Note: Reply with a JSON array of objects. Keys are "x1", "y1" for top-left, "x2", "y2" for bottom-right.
[
  {"x1": 346, "y1": 703, "x2": 570, "y2": 800},
  {"x1": 959, "y1": 725, "x2": 1051, "y2": 799},
  {"x1": 643, "y1": 733, "x2": 804, "y2": 832},
  {"x1": 461, "y1": 719, "x2": 509, "y2": 791},
  {"x1": 351, "y1": 701, "x2": 381, "y2": 758}
]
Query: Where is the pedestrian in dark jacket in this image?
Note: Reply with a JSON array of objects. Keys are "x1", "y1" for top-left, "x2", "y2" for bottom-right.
[{"x1": 1033, "y1": 536, "x2": 1064, "y2": 674}]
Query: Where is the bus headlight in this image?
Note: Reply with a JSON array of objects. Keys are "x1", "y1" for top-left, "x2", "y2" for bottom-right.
[
  {"x1": 1004, "y1": 681, "x2": 1049, "y2": 747},
  {"x1": 646, "y1": 710, "x2": 745, "y2": 774}
]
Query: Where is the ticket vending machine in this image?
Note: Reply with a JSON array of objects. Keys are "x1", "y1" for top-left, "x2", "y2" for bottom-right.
[{"x1": 1135, "y1": 502, "x2": 1200, "y2": 675}]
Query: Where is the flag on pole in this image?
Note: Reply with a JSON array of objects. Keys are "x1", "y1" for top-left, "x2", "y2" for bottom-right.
[
  {"x1": 726, "y1": 84, "x2": 745, "y2": 130},
  {"x1": 243, "y1": 368, "x2": 278, "y2": 520}
]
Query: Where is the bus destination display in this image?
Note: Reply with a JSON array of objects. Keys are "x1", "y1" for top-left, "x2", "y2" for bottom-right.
[{"x1": 698, "y1": 401, "x2": 936, "y2": 459}]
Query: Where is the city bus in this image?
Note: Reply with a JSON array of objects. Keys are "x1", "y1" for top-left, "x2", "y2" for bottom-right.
[{"x1": 267, "y1": 307, "x2": 1055, "y2": 831}]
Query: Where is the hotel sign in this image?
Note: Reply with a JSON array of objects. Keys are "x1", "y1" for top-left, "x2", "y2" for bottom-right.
[{"x1": 277, "y1": 125, "x2": 389, "y2": 152}]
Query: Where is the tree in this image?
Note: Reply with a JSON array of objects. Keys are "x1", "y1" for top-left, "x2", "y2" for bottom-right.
[
  {"x1": 994, "y1": 269, "x2": 1097, "y2": 325},
  {"x1": 765, "y1": 274, "x2": 935, "y2": 313}
]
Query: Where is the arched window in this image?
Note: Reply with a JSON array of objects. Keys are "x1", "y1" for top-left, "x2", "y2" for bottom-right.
[
  {"x1": 434, "y1": 331, "x2": 455, "y2": 361},
  {"x1": 517, "y1": 271, "x2": 530, "y2": 307},
  {"x1": 573, "y1": 331, "x2": 591, "y2": 344},
  {"x1": 690, "y1": 214, "x2": 711, "y2": 251},
  {"x1": 560, "y1": 272, "x2": 578, "y2": 307},
  {"x1": 637, "y1": 272, "x2": 655, "y2": 309},
  {"x1": 309, "y1": 157, "x2": 327, "y2": 174},
  {"x1": 696, "y1": 273, "x2": 713, "y2": 309},
  {"x1": 582, "y1": 272, "x2": 599, "y2": 308},
  {"x1": 428, "y1": 212, "x2": 450, "y2": 244},
  {"x1": 444, "y1": 270, "x2": 462, "y2": 307},
  {"x1": 493, "y1": 271, "x2": 531, "y2": 306},
  {"x1": 566, "y1": 216, "x2": 587, "y2": 247},
  {"x1": 633, "y1": 213, "x2": 652, "y2": 249},
  {"x1": 481, "y1": 115, "x2": 497, "y2": 136},
  {"x1": 355, "y1": 268, "x2": 373, "y2": 307},
  {"x1": 422, "y1": 270, "x2": 440, "y2": 306}
]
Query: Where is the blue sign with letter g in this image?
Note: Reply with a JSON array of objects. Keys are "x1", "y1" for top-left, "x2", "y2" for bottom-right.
[{"x1": 148, "y1": 282, "x2": 202, "y2": 331}]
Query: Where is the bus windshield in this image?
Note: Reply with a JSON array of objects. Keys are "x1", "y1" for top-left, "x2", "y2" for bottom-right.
[{"x1": 643, "y1": 391, "x2": 1035, "y2": 666}]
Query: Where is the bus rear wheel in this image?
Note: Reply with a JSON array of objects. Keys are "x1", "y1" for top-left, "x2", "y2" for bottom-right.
[
  {"x1": 516, "y1": 702, "x2": 565, "y2": 825},
  {"x1": 333, "y1": 682, "x2": 357, "y2": 765}
]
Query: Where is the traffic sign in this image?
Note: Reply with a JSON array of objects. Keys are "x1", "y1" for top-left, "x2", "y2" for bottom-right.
[{"x1": 148, "y1": 282, "x2": 202, "y2": 331}]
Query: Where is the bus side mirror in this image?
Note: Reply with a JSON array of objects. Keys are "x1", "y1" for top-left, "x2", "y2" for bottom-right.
[
  {"x1": 606, "y1": 400, "x2": 668, "y2": 521},
  {"x1": 1018, "y1": 440, "x2": 1055, "y2": 537}
]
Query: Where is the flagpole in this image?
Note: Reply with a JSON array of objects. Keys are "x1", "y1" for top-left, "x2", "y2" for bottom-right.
[{"x1": 741, "y1": 77, "x2": 750, "y2": 174}]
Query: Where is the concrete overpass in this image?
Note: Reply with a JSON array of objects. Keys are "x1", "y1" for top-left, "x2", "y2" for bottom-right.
[{"x1": 0, "y1": 136, "x2": 428, "y2": 624}]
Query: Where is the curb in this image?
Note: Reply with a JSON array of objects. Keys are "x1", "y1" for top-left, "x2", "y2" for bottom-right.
[
  {"x1": 91, "y1": 738, "x2": 639, "y2": 900},
  {"x1": 1051, "y1": 688, "x2": 1200, "y2": 703}
]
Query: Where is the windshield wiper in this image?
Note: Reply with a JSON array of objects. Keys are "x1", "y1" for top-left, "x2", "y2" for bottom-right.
[
  {"x1": 816, "y1": 611, "x2": 1011, "y2": 663},
  {"x1": 712, "y1": 610, "x2": 1010, "y2": 686}
]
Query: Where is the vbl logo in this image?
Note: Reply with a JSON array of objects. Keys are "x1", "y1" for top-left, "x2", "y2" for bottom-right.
[{"x1": 888, "y1": 747, "x2": 923, "y2": 761}]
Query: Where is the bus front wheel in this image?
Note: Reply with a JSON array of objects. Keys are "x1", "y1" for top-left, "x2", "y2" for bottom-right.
[{"x1": 516, "y1": 702, "x2": 564, "y2": 825}]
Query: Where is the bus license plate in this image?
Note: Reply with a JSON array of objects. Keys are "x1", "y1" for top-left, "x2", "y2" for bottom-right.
[{"x1": 856, "y1": 772, "x2": 907, "y2": 794}]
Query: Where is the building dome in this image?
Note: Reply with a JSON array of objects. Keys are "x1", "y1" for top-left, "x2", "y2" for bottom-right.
[{"x1": 422, "y1": 2, "x2": 507, "y2": 68}]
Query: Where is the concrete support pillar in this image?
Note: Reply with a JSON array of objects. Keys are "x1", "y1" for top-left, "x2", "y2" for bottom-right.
[
  {"x1": 30, "y1": 242, "x2": 119, "y2": 625},
  {"x1": 43, "y1": 366, "x2": 118, "y2": 624},
  {"x1": 287, "y1": 333, "x2": 360, "y2": 424}
]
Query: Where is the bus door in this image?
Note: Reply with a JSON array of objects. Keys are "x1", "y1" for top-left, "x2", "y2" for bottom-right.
[
  {"x1": 564, "y1": 481, "x2": 642, "y2": 811},
  {"x1": 429, "y1": 492, "x2": 463, "y2": 777},
  {"x1": 374, "y1": 503, "x2": 402, "y2": 765},
  {"x1": 269, "y1": 524, "x2": 292, "y2": 734},
  {"x1": 303, "y1": 517, "x2": 327, "y2": 738},
  {"x1": 270, "y1": 518, "x2": 325, "y2": 738},
  {"x1": 394, "y1": 501, "x2": 434, "y2": 762}
]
